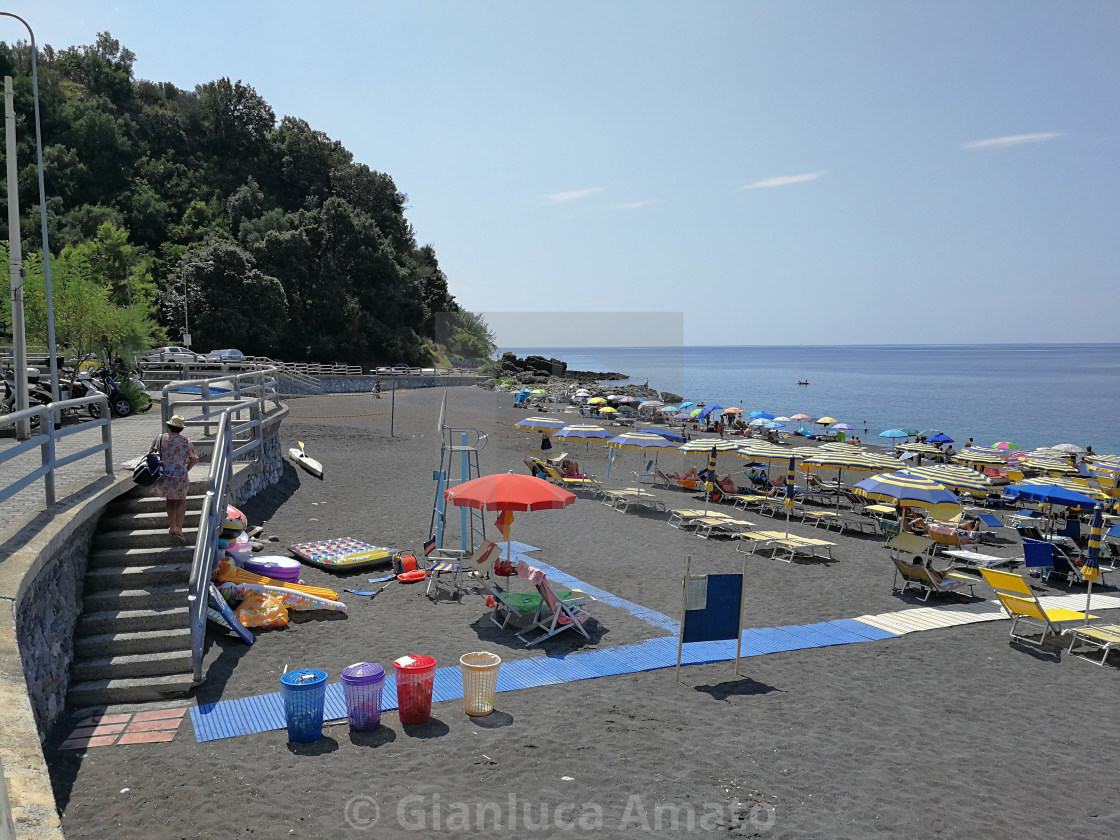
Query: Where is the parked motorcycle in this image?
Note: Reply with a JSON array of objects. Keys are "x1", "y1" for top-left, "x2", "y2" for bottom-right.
[
  {"x1": 1, "y1": 369, "x2": 45, "y2": 428},
  {"x1": 58, "y1": 368, "x2": 105, "y2": 419},
  {"x1": 96, "y1": 371, "x2": 133, "y2": 417}
]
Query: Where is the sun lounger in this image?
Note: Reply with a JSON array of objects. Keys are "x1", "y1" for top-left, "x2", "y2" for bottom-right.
[
  {"x1": 927, "y1": 521, "x2": 976, "y2": 553},
  {"x1": 885, "y1": 532, "x2": 935, "y2": 560},
  {"x1": 604, "y1": 488, "x2": 666, "y2": 513},
  {"x1": 979, "y1": 568, "x2": 1095, "y2": 646},
  {"x1": 1064, "y1": 624, "x2": 1120, "y2": 666},
  {"x1": 515, "y1": 562, "x2": 593, "y2": 647},
  {"x1": 540, "y1": 463, "x2": 603, "y2": 495},
  {"x1": 800, "y1": 510, "x2": 842, "y2": 529},
  {"x1": 694, "y1": 517, "x2": 756, "y2": 539},
  {"x1": 769, "y1": 535, "x2": 838, "y2": 563},
  {"x1": 941, "y1": 549, "x2": 1019, "y2": 571},
  {"x1": 729, "y1": 494, "x2": 769, "y2": 511},
  {"x1": 891, "y1": 557, "x2": 976, "y2": 601},
  {"x1": 668, "y1": 509, "x2": 730, "y2": 529}
]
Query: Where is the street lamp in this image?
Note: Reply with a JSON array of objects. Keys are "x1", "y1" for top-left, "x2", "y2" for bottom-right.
[{"x1": 1, "y1": 11, "x2": 60, "y2": 404}]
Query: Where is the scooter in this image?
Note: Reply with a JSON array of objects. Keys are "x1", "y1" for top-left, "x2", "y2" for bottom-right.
[
  {"x1": 59, "y1": 369, "x2": 105, "y2": 419},
  {"x1": 1, "y1": 371, "x2": 45, "y2": 429},
  {"x1": 96, "y1": 371, "x2": 133, "y2": 417}
]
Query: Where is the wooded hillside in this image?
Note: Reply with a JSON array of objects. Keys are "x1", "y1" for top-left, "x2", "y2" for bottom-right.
[{"x1": 0, "y1": 32, "x2": 492, "y2": 365}]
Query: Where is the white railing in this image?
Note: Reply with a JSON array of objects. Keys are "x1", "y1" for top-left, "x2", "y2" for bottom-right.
[
  {"x1": 185, "y1": 402, "x2": 251, "y2": 682},
  {"x1": 169, "y1": 369, "x2": 284, "y2": 681},
  {"x1": 0, "y1": 395, "x2": 112, "y2": 507}
]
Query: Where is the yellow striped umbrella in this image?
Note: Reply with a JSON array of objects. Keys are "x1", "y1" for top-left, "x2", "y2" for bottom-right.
[
  {"x1": 606, "y1": 432, "x2": 680, "y2": 452},
  {"x1": 1018, "y1": 458, "x2": 1080, "y2": 476},
  {"x1": 900, "y1": 464, "x2": 993, "y2": 497},
  {"x1": 896, "y1": 442, "x2": 943, "y2": 455},
  {"x1": 821, "y1": 442, "x2": 865, "y2": 453},
  {"x1": 799, "y1": 451, "x2": 904, "y2": 474},
  {"x1": 853, "y1": 471, "x2": 961, "y2": 518},
  {"x1": 514, "y1": 416, "x2": 568, "y2": 431},
  {"x1": 953, "y1": 451, "x2": 1008, "y2": 467},
  {"x1": 735, "y1": 443, "x2": 811, "y2": 464},
  {"x1": 679, "y1": 438, "x2": 742, "y2": 453}
]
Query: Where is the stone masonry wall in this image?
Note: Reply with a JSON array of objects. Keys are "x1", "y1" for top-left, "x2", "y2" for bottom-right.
[
  {"x1": 15, "y1": 517, "x2": 98, "y2": 738},
  {"x1": 232, "y1": 429, "x2": 284, "y2": 505}
]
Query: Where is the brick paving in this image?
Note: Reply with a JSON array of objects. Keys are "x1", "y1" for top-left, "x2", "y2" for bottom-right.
[{"x1": 0, "y1": 401, "x2": 166, "y2": 543}]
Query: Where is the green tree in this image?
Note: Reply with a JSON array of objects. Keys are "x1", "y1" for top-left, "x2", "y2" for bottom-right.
[
  {"x1": 60, "y1": 221, "x2": 155, "y2": 306},
  {"x1": 176, "y1": 241, "x2": 288, "y2": 354}
]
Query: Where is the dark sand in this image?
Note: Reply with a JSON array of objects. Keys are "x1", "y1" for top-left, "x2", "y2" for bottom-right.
[{"x1": 46, "y1": 387, "x2": 1120, "y2": 838}]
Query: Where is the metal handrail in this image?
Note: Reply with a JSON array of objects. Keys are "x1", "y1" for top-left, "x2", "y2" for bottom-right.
[{"x1": 0, "y1": 394, "x2": 112, "y2": 507}]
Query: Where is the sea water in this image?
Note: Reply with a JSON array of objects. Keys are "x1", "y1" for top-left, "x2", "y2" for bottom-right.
[{"x1": 502, "y1": 344, "x2": 1120, "y2": 455}]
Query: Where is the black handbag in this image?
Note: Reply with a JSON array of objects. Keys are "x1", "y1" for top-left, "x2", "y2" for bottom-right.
[{"x1": 134, "y1": 435, "x2": 165, "y2": 486}]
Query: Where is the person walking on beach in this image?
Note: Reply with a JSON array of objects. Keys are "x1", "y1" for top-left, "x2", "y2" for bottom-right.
[{"x1": 151, "y1": 414, "x2": 197, "y2": 543}]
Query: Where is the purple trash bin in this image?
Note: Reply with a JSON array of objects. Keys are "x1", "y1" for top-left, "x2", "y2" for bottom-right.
[{"x1": 341, "y1": 662, "x2": 386, "y2": 731}]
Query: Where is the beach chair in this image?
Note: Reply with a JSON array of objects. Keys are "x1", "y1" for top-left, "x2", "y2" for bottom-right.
[
  {"x1": 541, "y1": 463, "x2": 603, "y2": 495},
  {"x1": 1064, "y1": 624, "x2": 1120, "y2": 666},
  {"x1": 486, "y1": 579, "x2": 579, "y2": 630},
  {"x1": 668, "y1": 508, "x2": 729, "y2": 529},
  {"x1": 926, "y1": 522, "x2": 975, "y2": 553},
  {"x1": 653, "y1": 468, "x2": 675, "y2": 488},
  {"x1": 875, "y1": 518, "x2": 901, "y2": 540},
  {"x1": 979, "y1": 568, "x2": 1094, "y2": 646},
  {"x1": 515, "y1": 563, "x2": 593, "y2": 646},
  {"x1": 770, "y1": 535, "x2": 837, "y2": 563},
  {"x1": 977, "y1": 513, "x2": 1005, "y2": 532},
  {"x1": 800, "y1": 510, "x2": 842, "y2": 529},
  {"x1": 891, "y1": 557, "x2": 976, "y2": 601},
  {"x1": 1047, "y1": 546, "x2": 1110, "y2": 587},
  {"x1": 695, "y1": 517, "x2": 755, "y2": 540},
  {"x1": 734, "y1": 530, "x2": 786, "y2": 555},
  {"x1": 885, "y1": 532, "x2": 935, "y2": 560},
  {"x1": 1022, "y1": 538, "x2": 1063, "y2": 581},
  {"x1": 633, "y1": 460, "x2": 655, "y2": 483},
  {"x1": 832, "y1": 511, "x2": 878, "y2": 534}
]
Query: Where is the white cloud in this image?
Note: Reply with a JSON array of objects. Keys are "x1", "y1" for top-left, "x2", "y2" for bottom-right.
[
  {"x1": 543, "y1": 187, "x2": 604, "y2": 203},
  {"x1": 962, "y1": 132, "x2": 1064, "y2": 150},
  {"x1": 616, "y1": 200, "x2": 658, "y2": 210},
  {"x1": 740, "y1": 172, "x2": 826, "y2": 190}
]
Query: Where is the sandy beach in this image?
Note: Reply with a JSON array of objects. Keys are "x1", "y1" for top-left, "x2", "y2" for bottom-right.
[{"x1": 45, "y1": 386, "x2": 1120, "y2": 839}]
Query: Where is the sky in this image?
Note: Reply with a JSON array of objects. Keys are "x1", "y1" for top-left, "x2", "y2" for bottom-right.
[{"x1": 13, "y1": 0, "x2": 1120, "y2": 346}]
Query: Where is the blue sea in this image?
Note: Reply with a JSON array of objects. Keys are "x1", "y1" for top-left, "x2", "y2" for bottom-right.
[{"x1": 502, "y1": 345, "x2": 1120, "y2": 456}]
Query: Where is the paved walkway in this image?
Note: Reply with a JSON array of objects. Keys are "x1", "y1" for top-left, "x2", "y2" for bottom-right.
[{"x1": 0, "y1": 404, "x2": 166, "y2": 544}]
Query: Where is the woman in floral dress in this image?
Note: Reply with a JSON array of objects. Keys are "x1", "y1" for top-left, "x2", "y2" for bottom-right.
[{"x1": 151, "y1": 414, "x2": 198, "y2": 542}]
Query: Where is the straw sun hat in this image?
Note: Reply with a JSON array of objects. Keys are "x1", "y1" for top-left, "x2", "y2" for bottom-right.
[{"x1": 167, "y1": 414, "x2": 186, "y2": 430}]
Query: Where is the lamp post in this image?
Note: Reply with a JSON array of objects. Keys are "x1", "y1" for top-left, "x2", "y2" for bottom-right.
[{"x1": 1, "y1": 11, "x2": 60, "y2": 405}]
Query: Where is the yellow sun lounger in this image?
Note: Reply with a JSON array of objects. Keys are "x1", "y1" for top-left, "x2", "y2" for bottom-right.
[
  {"x1": 1065, "y1": 624, "x2": 1120, "y2": 666},
  {"x1": 980, "y1": 568, "x2": 1095, "y2": 646}
]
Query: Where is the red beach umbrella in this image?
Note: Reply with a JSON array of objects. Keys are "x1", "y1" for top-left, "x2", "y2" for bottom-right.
[
  {"x1": 444, "y1": 473, "x2": 576, "y2": 511},
  {"x1": 444, "y1": 474, "x2": 577, "y2": 577}
]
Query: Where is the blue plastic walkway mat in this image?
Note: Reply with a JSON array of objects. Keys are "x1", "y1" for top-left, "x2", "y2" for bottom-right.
[
  {"x1": 504, "y1": 541, "x2": 680, "y2": 633},
  {"x1": 829, "y1": 617, "x2": 900, "y2": 641},
  {"x1": 190, "y1": 548, "x2": 905, "y2": 743}
]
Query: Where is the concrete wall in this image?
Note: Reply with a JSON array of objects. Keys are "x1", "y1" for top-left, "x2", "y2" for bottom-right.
[{"x1": 0, "y1": 406, "x2": 287, "y2": 839}]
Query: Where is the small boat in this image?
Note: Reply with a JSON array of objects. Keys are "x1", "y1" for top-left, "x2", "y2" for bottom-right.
[
  {"x1": 288, "y1": 441, "x2": 324, "y2": 479},
  {"x1": 797, "y1": 380, "x2": 810, "y2": 386}
]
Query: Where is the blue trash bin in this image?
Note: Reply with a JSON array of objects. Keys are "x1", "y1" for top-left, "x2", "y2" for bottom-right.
[{"x1": 280, "y1": 669, "x2": 328, "y2": 742}]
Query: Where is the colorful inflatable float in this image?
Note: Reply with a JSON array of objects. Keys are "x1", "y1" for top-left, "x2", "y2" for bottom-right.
[{"x1": 289, "y1": 537, "x2": 396, "y2": 571}]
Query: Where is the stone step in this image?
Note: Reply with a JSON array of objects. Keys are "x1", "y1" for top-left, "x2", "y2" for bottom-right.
[
  {"x1": 98, "y1": 509, "x2": 202, "y2": 532},
  {"x1": 85, "y1": 563, "x2": 191, "y2": 591},
  {"x1": 72, "y1": 650, "x2": 193, "y2": 682},
  {"x1": 67, "y1": 673, "x2": 195, "y2": 707},
  {"x1": 93, "y1": 526, "x2": 199, "y2": 550},
  {"x1": 107, "y1": 494, "x2": 207, "y2": 515},
  {"x1": 78, "y1": 606, "x2": 190, "y2": 635},
  {"x1": 83, "y1": 584, "x2": 190, "y2": 613},
  {"x1": 87, "y1": 545, "x2": 195, "y2": 570},
  {"x1": 75, "y1": 627, "x2": 193, "y2": 658}
]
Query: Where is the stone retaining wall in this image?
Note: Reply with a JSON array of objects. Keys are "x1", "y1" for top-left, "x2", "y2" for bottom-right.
[
  {"x1": 280, "y1": 374, "x2": 486, "y2": 396},
  {"x1": 15, "y1": 518, "x2": 99, "y2": 736}
]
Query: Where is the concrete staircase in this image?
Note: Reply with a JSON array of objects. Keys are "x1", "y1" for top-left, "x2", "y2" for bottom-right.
[{"x1": 66, "y1": 482, "x2": 208, "y2": 708}]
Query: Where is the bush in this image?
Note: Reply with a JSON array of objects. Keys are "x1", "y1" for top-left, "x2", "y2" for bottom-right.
[{"x1": 118, "y1": 377, "x2": 151, "y2": 412}]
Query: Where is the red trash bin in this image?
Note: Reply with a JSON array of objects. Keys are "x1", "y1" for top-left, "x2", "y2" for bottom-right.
[{"x1": 393, "y1": 654, "x2": 437, "y2": 724}]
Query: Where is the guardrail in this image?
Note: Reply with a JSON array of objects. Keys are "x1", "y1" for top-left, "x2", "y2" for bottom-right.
[
  {"x1": 160, "y1": 368, "x2": 282, "y2": 432},
  {"x1": 162, "y1": 369, "x2": 281, "y2": 682},
  {"x1": 0, "y1": 394, "x2": 113, "y2": 507},
  {"x1": 185, "y1": 401, "x2": 256, "y2": 683}
]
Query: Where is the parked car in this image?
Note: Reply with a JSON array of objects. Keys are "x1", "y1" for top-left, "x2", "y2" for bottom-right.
[
  {"x1": 391, "y1": 363, "x2": 411, "y2": 374},
  {"x1": 205, "y1": 348, "x2": 246, "y2": 363},
  {"x1": 141, "y1": 346, "x2": 198, "y2": 363}
]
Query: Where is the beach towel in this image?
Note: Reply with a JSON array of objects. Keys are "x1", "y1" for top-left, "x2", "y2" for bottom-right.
[{"x1": 516, "y1": 560, "x2": 547, "y2": 585}]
